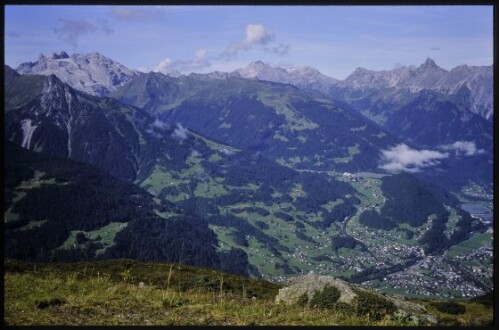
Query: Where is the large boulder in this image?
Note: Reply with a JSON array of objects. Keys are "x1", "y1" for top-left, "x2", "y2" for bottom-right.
[
  {"x1": 275, "y1": 273, "x2": 437, "y2": 325},
  {"x1": 275, "y1": 273, "x2": 361, "y2": 304}
]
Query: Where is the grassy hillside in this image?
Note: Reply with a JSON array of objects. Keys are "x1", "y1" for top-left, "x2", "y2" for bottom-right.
[{"x1": 4, "y1": 259, "x2": 493, "y2": 326}]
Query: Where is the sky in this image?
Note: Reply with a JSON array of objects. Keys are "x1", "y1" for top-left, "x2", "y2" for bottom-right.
[{"x1": 4, "y1": 5, "x2": 493, "y2": 79}]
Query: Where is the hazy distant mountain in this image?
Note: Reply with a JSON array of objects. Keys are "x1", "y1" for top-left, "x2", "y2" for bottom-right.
[
  {"x1": 386, "y1": 89, "x2": 492, "y2": 148},
  {"x1": 441, "y1": 64, "x2": 493, "y2": 119},
  {"x1": 16, "y1": 51, "x2": 141, "y2": 97},
  {"x1": 232, "y1": 58, "x2": 492, "y2": 121},
  {"x1": 236, "y1": 60, "x2": 339, "y2": 94},
  {"x1": 330, "y1": 58, "x2": 493, "y2": 120},
  {"x1": 189, "y1": 71, "x2": 241, "y2": 81}
]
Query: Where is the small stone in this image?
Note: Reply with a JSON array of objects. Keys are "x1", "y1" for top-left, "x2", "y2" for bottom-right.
[{"x1": 138, "y1": 282, "x2": 145, "y2": 289}]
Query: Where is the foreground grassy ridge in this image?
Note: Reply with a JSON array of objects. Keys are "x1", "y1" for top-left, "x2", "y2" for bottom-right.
[{"x1": 4, "y1": 259, "x2": 493, "y2": 326}]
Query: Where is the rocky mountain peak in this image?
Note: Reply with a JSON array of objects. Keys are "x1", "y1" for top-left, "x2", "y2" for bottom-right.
[
  {"x1": 352, "y1": 67, "x2": 370, "y2": 74},
  {"x1": 288, "y1": 66, "x2": 320, "y2": 76},
  {"x1": 51, "y1": 51, "x2": 70, "y2": 59},
  {"x1": 38, "y1": 51, "x2": 70, "y2": 61},
  {"x1": 4, "y1": 64, "x2": 19, "y2": 79},
  {"x1": 250, "y1": 60, "x2": 266, "y2": 66},
  {"x1": 17, "y1": 51, "x2": 141, "y2": 97},
  {"x1": 241, "y1": 60, "x2": 275, "y2": 74},
  {"x1": 419, "y1": 57, "x2": 439, "y2": 70},
  {"x1": 235, "y1": 61, "x2": 338, "y2": 94}
]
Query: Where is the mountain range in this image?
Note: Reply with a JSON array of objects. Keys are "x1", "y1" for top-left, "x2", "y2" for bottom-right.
[
  {"x1": 15, "y1": 52, "x2": 492, "y2": 121},
  {"x1": 15, "y1": 51, "x2": 141, "y2": 97},
  {"x1": 4, "y1": 51, "x2": 492, "y2": 299},
  {"x1": 235, "y1": 57, "x2": 493, "y2": 121}
]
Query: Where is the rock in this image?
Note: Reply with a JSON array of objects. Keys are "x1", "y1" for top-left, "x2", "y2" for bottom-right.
[
  {"x1": 275, "y1": 274, "x2": 361, "y2": 305},
  {"x1": 275, "y1": 274, "x2": 435, "y2": 324},
  {"x1": 385, "y1": 295, "x2": 426, "y2": 315},
  {"x1": 138, "y1": 282, "x2": 145, "y2": 289}
]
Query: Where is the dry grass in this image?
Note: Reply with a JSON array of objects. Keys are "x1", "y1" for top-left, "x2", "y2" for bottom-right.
[{"x1": 4, "y1": 258, "x2": 493, "y2": 326}]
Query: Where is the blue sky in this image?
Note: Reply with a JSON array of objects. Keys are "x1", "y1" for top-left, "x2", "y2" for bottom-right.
[{"x1": 4, "y1": 5, "x2": 493, "y2": 79}]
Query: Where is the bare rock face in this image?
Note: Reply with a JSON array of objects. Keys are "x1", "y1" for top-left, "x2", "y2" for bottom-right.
[
  {"x1": 275, "y1": 273, "x2": 362, "y2": 304},
  {"x1": 16, "y1": 51, "x2": 141, "y2": 97}
]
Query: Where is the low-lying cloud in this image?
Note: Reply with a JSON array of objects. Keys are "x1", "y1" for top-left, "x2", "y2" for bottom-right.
[
  {"x1": 151, "y1": 119, "x2": 170, "y2": 130},
  {"x1": 440, "y1": 141, "x2": 485, "y2": 156},
  {"x1": 224, "y1": 24, "x2": 274, "y2": 58},
  {"x1": 379, "y1": 141, "x2": 486, "y2": 173},
  {"x1": 379, "y1": 143, "x2": 449, "y2": 173},
  {"x1": 148, "y1": 48, "x2": 211, "y2": 74},
  {"x1": 171, "y1": 123, "x2": 189, "y2": 140},
  {"x1": 146, "y1": 119, "x2": 171, "y2": 138},
  {"x1": 145, "y1": 23, "x2": 289, "y2": 74},
  {"x1": 221, "y1": 148, "x2": 235, "y2": 156}
]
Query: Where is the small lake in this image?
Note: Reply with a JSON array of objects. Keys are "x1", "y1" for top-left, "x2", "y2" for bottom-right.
[{"x1": 461, "y1": 203, "x2": 492, "y2": 222}]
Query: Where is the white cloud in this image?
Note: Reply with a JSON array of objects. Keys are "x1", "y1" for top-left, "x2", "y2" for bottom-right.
[
  {"x1": 146, "y1": 119, "x2": 171, "y2": 139},
  {"x1": 152, "y1": 58, "x2": 173, "y2": 73},
  {"x1": 137, "y1": 66, "x2": 151, "y2": 73},
  {"x1": 150, "y1": 48, "x2": 211, "y2": 74},
  {"x1": 221, "y1": 148, "x2": 235, "y2": 156},
  {"x1": 171, "y1": 123, "x2": 189, "y2": 140},
  {"x1": 379, "y1": 143, "x2": 449, "y2": 173},
  {"x1": 145, "y1": 128, "x2": 163, "y2": 139},
  {"x1": 145, "y1": 23, "x2": 287, "y2": 74},
  {"x1": 440, "y1": 141, "x2": 485, "y2": 156},
  {"x1": 151, "y1": 119, "x2": 170, "y2": 130},
  {"x1": 190, "y1": 48, "x2": 210, "y2": 70},
  {"x1": 245, "y1": 24, "x2": 273, "y2": 44},
  {"x1": 224, "y1": 24, "x2": 275, "y2": 58}
]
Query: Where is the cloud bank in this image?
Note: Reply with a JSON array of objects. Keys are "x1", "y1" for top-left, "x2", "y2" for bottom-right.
[
  {"x1": 171, "y1": 123, "x2": 189, "y2": 140},
  {"x1": 379, "y1": 141, "x2": 486, "y2": 173},
  {"x1": 439, "y1": 141, "x2": 485, "y2": 156},
  {"x1": 157, "y1": 48, "x2": 211, "y2": 73},
  {"x1": 379, "y1": 143, "x2": 449, "y2": 173},
  {"x1": 224, "y1": 24, "x2": 274, "y2": 58},
  {"x1": 145, "y1": 23, "x2": 289, "y2": 74}
]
